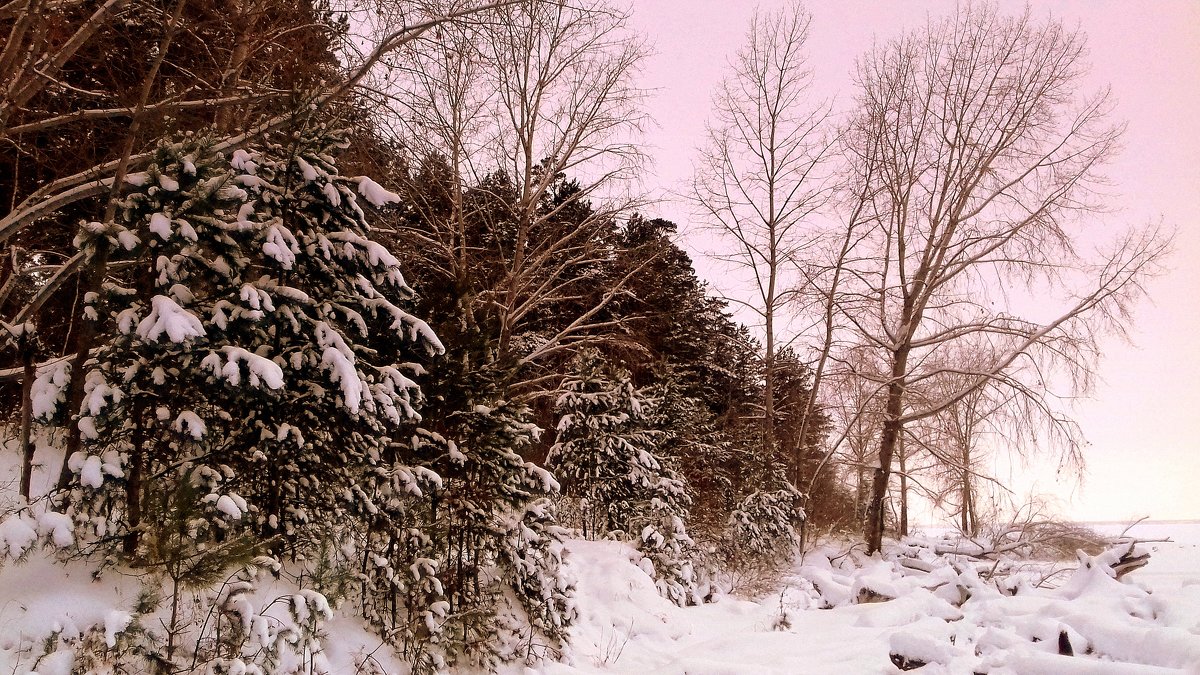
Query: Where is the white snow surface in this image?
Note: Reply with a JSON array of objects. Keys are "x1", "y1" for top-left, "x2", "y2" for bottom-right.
[
  {"x1": 3, "y1": 519, "x2": 1200, "y2": 674},
  {"x1": 483, "y1": 528, "x2": 1200, "y2": 675},
  {"x1": 355, "y1": 176, "x2": 401, "y2": 207},
  {"x1": 3, "y1": 433, "x2": 1200, "y2": 674},
  {"x1": 148, "y1": 212, "x2": 172, "y2": 239}
]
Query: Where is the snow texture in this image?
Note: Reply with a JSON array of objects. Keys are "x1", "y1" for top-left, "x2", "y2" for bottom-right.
[
  {"x1": 149, "y1": 212, "x2": 172, "y2": 240},
  {"x1": 172, "y1": 410, "x2": 206, "y2": 438},
  {"x1": 0, "y1": 514, "x2": 37, "y2": 558},
  {"x1": 30, "y1": 359, "x2": 70, "y2": 419},
  {"x1": 2, "y1": 497, "x2": 1200, "y2": 675},
  {"x1": 355, "y1": 176, "x2": 401, "y2": 206},
  {"x1": 137, "y1": 295, "x2": 205, "y2": 343},
  {"x1": 202, "y1": 346, "x2": 284, "y2": 389}
]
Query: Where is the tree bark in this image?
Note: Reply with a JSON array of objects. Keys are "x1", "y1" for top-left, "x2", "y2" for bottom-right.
[
  {"x1": 17, "y1": 352, "x2": 35, "y2": 499},
  {"x1": 898, "y1": 435, "x2": 908, "y2": 537},
  {"x1": 866, "y1": 345, "x2": 909, "y2": 553},
  {"x1": 55, "y1": 240, "x2": 110, "y2": 493}
]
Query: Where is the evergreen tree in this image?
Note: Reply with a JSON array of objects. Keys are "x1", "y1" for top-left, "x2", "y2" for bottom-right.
[
  {"x1": 547, "y1": 350, "x2": 696, "y2": 604},
  {"x1": 50, "y1": 123, "x2": 443, "y2": 555},
  {"x1": 431, "y1": 401, "x2": 574, "y2": 666},
  {"x1": 362, "y1": 157, "x2": 581, "y2": 667}
]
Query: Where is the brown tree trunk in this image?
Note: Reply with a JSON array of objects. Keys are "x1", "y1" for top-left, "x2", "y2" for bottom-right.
[
  {"x1": 960, "y1": 466, "x2": 973, "y2": 534},
  {"x1": 897, "y1": 436, "x2": 908, "y2": 537},
  {"x1": 855, "y1": 464, "x2": 867, "y2": 523},
  {"x1": 17, "y1": 352, "x2": 35, "y2": 499},
  {"x1": 865, "y1": 346, "x2": 909, "y2": 554},
  {"x1": 55, "y1": 241, "x2": 110, "y2": 493},
  {"x1": 123, "y1": 409, "x2": 144, "y2": 555},
  {"x1": 763, "y1": 285, "x2": 776, "y2": 460}
]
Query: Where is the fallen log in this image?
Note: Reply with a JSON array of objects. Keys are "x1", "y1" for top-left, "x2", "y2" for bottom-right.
[{"x1": 1110, "y1": 542, "x2": 1151, "y2": 580}]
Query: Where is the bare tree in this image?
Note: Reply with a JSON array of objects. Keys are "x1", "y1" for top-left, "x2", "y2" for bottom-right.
[
  {"x1": 690, "y1": 0, "x2": 835, "y2": 458},
  {"x1": 923, "y1": 384, "x2": 1004, "y2": 537},
  {"x1": 376, "y1": 0, "x2": 651, "y2": 398},
  {"x1": 821, "y1": 345, "x2": 886, "y2": 526},
  {"x1": 840, "y1": 3, "x2": 1170, "y2": 554},
  {"x1": 906, "y1": 338, "x2": 1084, "y2": 536}
]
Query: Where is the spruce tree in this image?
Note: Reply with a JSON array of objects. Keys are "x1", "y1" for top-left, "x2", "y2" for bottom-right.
[
  {"x1": 420, "y1": 401, "x2": 574, "y2": 666},
  {"x1": 547, "y1": 350, "x2": 696, "y2": 604},
  {"x1": 49, "y1": 121, "x2": 443, "y2": 559}
]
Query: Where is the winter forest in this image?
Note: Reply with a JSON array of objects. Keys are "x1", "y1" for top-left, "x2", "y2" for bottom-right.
[{"x1": 1, "y1": 0, "x2": 1196, "y2": 673}]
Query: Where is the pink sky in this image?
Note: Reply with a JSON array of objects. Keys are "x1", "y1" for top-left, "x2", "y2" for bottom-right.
[{"x1": 629, "y1": 0, "x2": 1200, "y2": 522}]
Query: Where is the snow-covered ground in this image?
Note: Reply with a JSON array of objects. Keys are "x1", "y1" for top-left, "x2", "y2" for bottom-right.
[
  {"x1": 500, "y1": 523, "x2": 1200, "y2": 675},
  {"x1": 3, "y1": 520, "x2": 1199, "y2": 674},
  {"x1": 4, "y1": 431, "x2": 1200, "y2": 673}
]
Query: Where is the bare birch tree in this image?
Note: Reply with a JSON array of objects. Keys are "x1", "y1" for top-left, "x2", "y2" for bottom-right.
[
  {"x1": 841, "y1": 3, "x2": 1170, "y2": 553},
  {"x1": 691, "y1": 0, "x2": 835, "y2": 458},
  {"x1": 907, "y1": 339, "x2": 1084, "y2": 536}
]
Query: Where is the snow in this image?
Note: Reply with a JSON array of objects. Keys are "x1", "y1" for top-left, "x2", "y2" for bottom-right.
[
  {"x1": 889, "y1": 630, "x2": 956, "y2": 666},
  {"x1": 76, "y1": 415, "x2": 99, "y2": 440},
  {"x1": 231, "y1": 149, "x2": 258, "y2": 173},
  {"x1": 149, "y1": 212, "x2": 172, "y2": 239},
  {"x1": 0, "y1": 513, "x2": 37, "y2": 558},
  {"x1": 215, "y1": 494, "x2": 243, "y2": 519},
  {"x1": 103, "y1": 610, "x2": 132, "y2": 647},
  {"x1": 483, "y1": 527, "x2": 1200, "y2": 675},
  {"x1": 2, "y1": 517, "x2": 1200, "y2": 675},
  {"x1": 37, "y1": 510, "x2": 74, "y2": 548},
  {"x1": 3, "y1": 426, "x2": 1200, "y2": 674},
  {"x1": 136, "y1": 294, "x2": 205, "y2": 343},
  {"x1": 355, "y1": 176, "x2": 401, "y2": 207},
  {"x1": 79, "y1": 454, "x2": 104, "y2": 488},
  {"x1": 235, "y1": 201, "x2": 257, "y2": 230},
  {"x1": 115, "y1": 228, "x2": 139, "y2": 250},
  {"x1": 30, "y1": 359, "x2": 70, "y2": 419},
  {"x1": 322, "y1": 181, "x2": 342, "y2": 206},
  {"x1": 315, "y1": 321, "x2": 367, "y2": 412},
  {"x1": 172, "y1": 410, "x2": 206, "y2": 438},
  {"x1": 295, "y1": 156, "x2": 320, "y2": 182},
  {"x1": 202, "y1": 345, "x2": 285, "y2": 389},
  {"x1": 262, "y1": 223, "x2": 299, "y2": 268}
]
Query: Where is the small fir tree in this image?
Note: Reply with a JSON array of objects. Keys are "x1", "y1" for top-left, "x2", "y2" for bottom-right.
[{"x1": 547, "y1": 350, "x2": 696, "y2": 604}]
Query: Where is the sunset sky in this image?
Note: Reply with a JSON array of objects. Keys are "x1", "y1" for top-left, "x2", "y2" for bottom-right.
[{"x1": 629, "y1": 0, "x2": 1200, "y2": 522}]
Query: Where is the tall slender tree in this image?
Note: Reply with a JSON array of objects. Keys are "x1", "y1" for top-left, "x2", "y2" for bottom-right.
[
  {"x1": 379, "y1": 0, "x2": 650, "y2": 400},
  {"x1": 690, "y1": 1, "x2": 835, "y2": 460}
]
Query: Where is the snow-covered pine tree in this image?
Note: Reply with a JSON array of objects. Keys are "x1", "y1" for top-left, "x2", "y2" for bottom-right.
[
  {"x1": 547, "y1": 350, "x2": 696, "y2": 604},
  {"x1": 727, "y1": 482, "x2": 805, "y2": 562},
  {"x1": 48, "y1": 122, "x2": 443, "y2": 559},
  {"x1": 404, "y1": 400, "x2": 574, "y2": 669}
]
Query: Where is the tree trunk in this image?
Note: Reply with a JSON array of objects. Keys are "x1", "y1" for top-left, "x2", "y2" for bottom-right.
[
  {"x1": 55, "y1": 240, "x2": 110, "y2": 493},
  {"x1": 960, "y1": 465, "x2": 973, "y2": 535},
  {"x1": 855, "y1": 464, "x2": 867, "y2": 523},
  {"x1": 763, "y1": 296, "x2": 776, "y2": 458},
  {"x1": 865, "y1": 347, "x2": 909, "y2": 554},
  {"x1": 897, "y1": 436, "x2": 908, "y2": 538},
  {"x1": 123, "y1": 409, "x2": 144, "y2": 556},
  {"x1": 17, "y1": 353, "x2": 35, "y2": 500}
]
